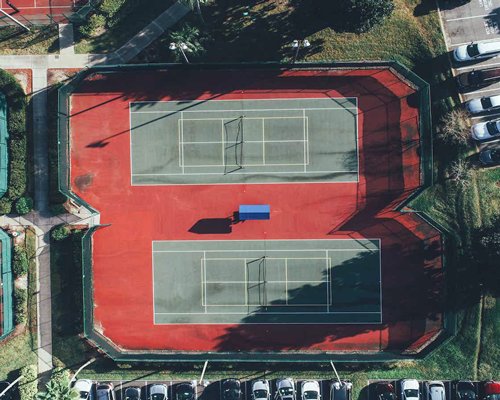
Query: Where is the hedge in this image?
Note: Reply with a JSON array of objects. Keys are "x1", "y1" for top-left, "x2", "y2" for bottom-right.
[
  {"x1": 52, "y1": 224, "x2": 71, "y2": 241},
  {"x1": 14, "y1": 287, "x2": 27, "y2": 325},
  {"x1": 19, "y1": 364, "x2": 38, "y2": 400},
  {"x1": 13, "y1": 245, "x2": 29, "y2": 276},
  {"x1": 0, "y1": 69, "x2": 28, "y2": 215}
]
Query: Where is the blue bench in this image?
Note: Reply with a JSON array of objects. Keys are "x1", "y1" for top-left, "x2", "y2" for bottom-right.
[{"x1": 239, "y1": 204, "x2": 270, "y2": 220}]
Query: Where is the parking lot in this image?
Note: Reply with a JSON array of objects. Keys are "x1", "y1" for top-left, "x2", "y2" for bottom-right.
[{"x1": 75, "y1": 378, "x2": 490, "y2": 400}]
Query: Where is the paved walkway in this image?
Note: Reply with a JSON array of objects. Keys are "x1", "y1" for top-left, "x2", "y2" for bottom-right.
[{"x1": 0, "y1": 0, "x2": 190, "y2": 379}]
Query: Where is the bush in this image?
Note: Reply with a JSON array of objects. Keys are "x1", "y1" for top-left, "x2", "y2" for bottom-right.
[
  {"x1": 15, "y1": 196, "x2": 33, "y2": 215},
  {"x1": 78, "y1": 13, "x2": 106, "y2": 38},
  {"x1": 319, "y1": 0, "x2": 395, "y2": 33},
  {"x1": 449, "y1": 159, "x2": 473, "y2": 188},
  {"x1": 52, "y1": 224, "x2": 71, "y2": 241},
  {"x1": 37, "y1": 368, "x2": 79, "y2": 400},
  {"x1": 14, "y1": 287, "x2": 27, "y2": 325},
  {"x1": 439, "y1": 109, "x2": 471, "y2": 145},
  {"x1": 19, "y1": 364, "x2": 38, "y2": 400},
  {"x1": 13, "y1": 246, "x2": 29, "y2": 276}
]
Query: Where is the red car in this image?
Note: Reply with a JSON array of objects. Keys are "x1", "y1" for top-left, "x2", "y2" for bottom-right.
[{"x1": 484, "y1": 382, "x2": 500, "y2": 400}]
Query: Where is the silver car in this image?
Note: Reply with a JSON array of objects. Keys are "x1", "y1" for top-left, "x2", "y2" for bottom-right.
[
  {"x1": 427, "y1": 381, "x2": 446, "y2": 400},
  {"x1": 252, "y1": 380, "x2": 270, "y2": 400},
  {"x1": 74, "y1": 379, "x2": 94, "y2": 400},
  {"x1": 276, "y1": 378, "x2": 295, "y2": 400},
  {"x1": 149, "y1": 384, "x2": 168, "y2": 400},
  {"x1": 466, "y1": 95, "x2": 500, "y2": 114},
  {"x1": 471, "y1": 120, "x2": 500, "y2": 141},
  {"x1": 301, "y1": 381, "x2": 321, "y2": 400}
]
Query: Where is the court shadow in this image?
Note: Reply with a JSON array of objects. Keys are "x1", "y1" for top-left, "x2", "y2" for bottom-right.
[{"x1": 189, "y1": 218, "x2": 233, "y2": 234}]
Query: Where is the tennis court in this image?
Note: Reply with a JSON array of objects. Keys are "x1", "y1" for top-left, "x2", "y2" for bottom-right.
[
  {"x1": 153, "y1": 239, "x2": 381, "y2": 324},
  {"x1": 130, "y1": 98, "x2": 358, "y2": 185}
]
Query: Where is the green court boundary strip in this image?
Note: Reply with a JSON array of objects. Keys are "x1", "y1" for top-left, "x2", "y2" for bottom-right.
[
  {"x1": 58, "y1": 62, "x2": 450, "y2": 362},
  {"x1": 0, "y1": 93, "x2": 8, "y2": 198},
  {"x1": 0, "y1": 229, "x2": 13, "y2": 340}
]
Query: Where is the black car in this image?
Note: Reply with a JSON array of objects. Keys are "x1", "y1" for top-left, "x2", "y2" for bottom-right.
[
  {"x1": 480, "y1": 146, "x2": 500, "y2": 167},
  {"x1": 176, "y1": 382, "x2": 196, "y2": 400},
  {"x1": 376, "y1": 383, "x2": 396, "y2": 400},
  {"x1": 330, "y1": 381, "x2": 352, "y2": 400},
  {"x1": 456, "y1": 381, "x2": 478, "y2": 400},
  {"x1": 124, "y1": 387, "x2": 141, "y2": 400},
  {"x1": 222, "y1": 379, "x2": 242, "y2": 400}
]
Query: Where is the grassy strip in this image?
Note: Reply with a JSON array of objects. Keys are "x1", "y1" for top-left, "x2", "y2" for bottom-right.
[
  {"x1": 0, "y1": 25, "x2": 58, "y2": 55},
  {"x1": 25, "y1": 227, "x2": 37, "y2": 348},
  {"x1": 74, "y1": 0, "x2": 174, "y2": 54},
  {"x1": 477, "y1": 295, "x2": 500, "y2": 379}
]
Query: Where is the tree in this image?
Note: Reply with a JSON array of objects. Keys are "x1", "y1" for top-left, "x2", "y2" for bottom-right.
[
  {"x1": 449, "y1": 159, "x2": 473, "y2": 188},
  {"x1": 321, "y1": 0, "x2": 395, "y2": 33},
  {"x1": 439, "y1": 109, "x2": 471, "y2": 146},
  {"x1": 52, "y1": 224, "x2": 71, "y2": 241},
  {"x1": 181, "y1": 0, "x2": 209, "y2": 23},
  {"x1": 19, "y1": 364, "x2": 38, "y2": 400},
  {"x1": 37, "y1": 369, "x2": 78, "y2": 400},
  {"x1": 15, "y1": 196, "x2": 33, "y2": 215},
  {"x1": 169, "y1": 24, "x2": 206, "y2": 62}
]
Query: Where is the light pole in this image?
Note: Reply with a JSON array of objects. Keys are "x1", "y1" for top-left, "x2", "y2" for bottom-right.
[
  {"x1": 69, "y1": 357, "x2": 96, "y2": 386},
  {"x1": 0, "y1": 376, "x2": 23, "y2": 398},
  {"x1": 291, "y1": 39, "x2": 310, "y2": 63},
  {"x1": 169, "y1": 42, "x2": 190, "y2": 63}
]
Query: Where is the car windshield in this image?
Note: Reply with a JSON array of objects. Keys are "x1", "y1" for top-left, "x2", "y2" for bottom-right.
[
  {"x1": 224, "y1": 389, "x2": 240, "y2": 400},
  {"x1": 491, "y1": 149, "x2": 500, "y2": 161},
  {"x1": 481, "y1": 97, "x2": 493, "y2": 108},
  {"x1": 467, "y1": 44, "x2": 480, "y2": 57},
  {"x1": 254, "y1": 390, "x2": 268, "y2": 399},
  {"x1": 177, "y1": 390, "x2": 193, "y2": 400},
  {"x1": 381, "y1": 393, "x2": 395, "y2": 400},
  {"x1": 79, "y1": 391, "x2": 90, "y2": 399},
  {"x1": 486, "y1": 122, "x2": 500, "y2": 135},
  {"x1": 469, "y1": 71, "x2": 483, "y2": 83},
  {"x1": 459, "y1": 390, "x2": 476, "y2": 400},
  {"x1": 151, "y1": 395, "x2": 166, "y2": 400},
  {"x1": 485, "y1": 396, "x2": 500, "y2": 400},
  {"x1": 280, "y1": 388, "x2": 294, "y2": 396},
  {"x1": 404, "y1": 389, "x2": 419, "y2": 398},
  {"x1": 303, "y1": 391, "x2": 319, "y2": 400}
]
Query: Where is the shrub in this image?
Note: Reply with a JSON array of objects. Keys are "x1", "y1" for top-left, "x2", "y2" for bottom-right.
[
  {"x1": 319, "y1": 0, "x2": 394, "y2": 33},
  {"x1": 168, "y1": 23, "x2": 206, "y2": 62},
  {"x1": 37, "y1": 368, "x2": 79, "y2": 400},
  {"x1": 19, "y1": 364, "x2": 38, "y2": 400},
  {"x1": 14, "y1": 287, "x2": 27, "y2": 325},
  {"x1": 449, "y1": 159, "x2": 473, "y2": 188},
  {"x1": 0, "y1": 197, "x2": 11, "y2": 214},
  {"x1": 99, "y1": 0, "x2": 127, "y2": 17},
  {"x1": 52, "y1": 224, "x2": 71, "y2": 241},
  {"x1": 78, "y1": 13, "x2": 106, "y2": 38},
  {"x1": 439, "y1": 109, "x2": 471, "y2": 145},
  {"x1": 15, "y1": 196, "x2": 33, "y2": 215},
  {"x1": 13, "y1": 246, "x2": 29, "y2": 276}
]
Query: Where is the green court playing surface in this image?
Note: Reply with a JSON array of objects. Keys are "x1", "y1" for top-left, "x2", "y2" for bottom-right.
[
  {"x1": 130, "y1": 98, "x2": 358, "y2": 185},
  {"x1": 153, "y1": 239, "x2": 381, "y2": 324}
]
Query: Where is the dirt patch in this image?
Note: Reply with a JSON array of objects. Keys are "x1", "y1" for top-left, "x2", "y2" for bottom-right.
[
  {"x1": 6, "y1": 69, "x2": 32, "y2": 94},
  {"x1": 47, "y1": 68, "x2": 81, "y2": 86},
  {"x1": 74, "y1": 173, "x2": 94, "y2": 192}
]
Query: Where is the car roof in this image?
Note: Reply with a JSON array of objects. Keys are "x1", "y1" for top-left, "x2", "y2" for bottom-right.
[
  {"x1": 485, "y1": 382, "x2": 500, "y2": 395},
  {"x1": 477, "y1": 41, "x2": 500, "y2": 54}
]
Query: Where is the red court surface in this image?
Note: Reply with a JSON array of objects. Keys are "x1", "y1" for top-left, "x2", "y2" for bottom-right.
[
  {"x1": 0, "y1": 0, "x2": 86, "y2": 24},
  {"x1": 68, "y1": 67, "x2": 444, "y2": 357}
]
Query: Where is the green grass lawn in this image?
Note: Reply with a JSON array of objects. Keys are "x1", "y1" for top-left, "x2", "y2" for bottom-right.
[
  {"x1": 0, "y1": 25, "x2": 58, "y2": 55},
  {"x1": 74, "y1": 0, "x2": 174, "y2": 54}
]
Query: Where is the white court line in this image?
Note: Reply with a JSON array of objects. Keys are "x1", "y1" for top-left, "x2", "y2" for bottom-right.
[
  {"x1": 303, "y1": 110, "x2": 307, "y2": 172},
  {"x1": 155, "y1": 311, "x2": 381, "y2": 315},
  {"x1": 133, "y1": 169, "x2": 358, "y2": 176},
  {"x1": 132, "y1": 97, "x2": 358, "y2": 104},
  {"x1": 285, "y1": 258, "x2": 288, "y2": 305},
  {"x1": 326, "y1": 250, "x2": 330, "y2": 313},
  {"x1": 262, "y1": 117, "x2": 266, "y2": 165},
  {"x1": 131, "y1": 107, "x2": 357, "y2": 114},
  {"x1": 204, "y1": 257, "x2": 330, "y2": 260},
  {"x1": 181, "y1": 116, "x2": 307, "y2": 121},
  {"x1": 379, "y1": 242, "x2": 383, "y2": 323},
  {"x1": 154, "y1": 248, "x2": 378, "y2": 253},
  {"x1": 220, "y1": 119, "x2": 225, "y2": 167},
  {"x1": 129, "y1": 103, "x2": 133, "y2": 186},
  {"x1": 151, "y1": 241, "x2": 155, "y2": 323},
  {"x1": 180, "y1": 139, "x2": 307, "y2": 144},
  {"x1": 177, "y1": 162, "x2": 307, "y2": 168},
  {"x1": 446, "y1": 13, "x2": 495, "y2": 22},
  {"x1": 203, "y1": 251, "x2": 207, "y2": 312}
]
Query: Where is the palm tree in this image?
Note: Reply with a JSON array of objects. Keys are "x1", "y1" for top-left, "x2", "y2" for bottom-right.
[
  {"x1": 181, "y1": 0, "x2": 208, "y2": 23},
  {"x1": 169, "y1": 23, "x2": 205, "y2": 62}
]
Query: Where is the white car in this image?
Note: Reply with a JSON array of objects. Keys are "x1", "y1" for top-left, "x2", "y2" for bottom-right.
[
  {"x1": 301, "y1": 381, "x2": 321, "y2": 400},
  {"x1": 427, "y1": 381, "x2": 446, "y2": 400},
  {"x1": 252, "y1": 380, "x2": 270, "y2": 400},
  {"x1": 276, "y1": 378, "x2": 295, "y2": 400},
  {"x1": 465, "y1": 95, "x2": 500, "y2": 114},
  {"x1": 454, "y1": 40, "x2": 500, "y2": 62},
  {"x1": 471, "y1": 119, "x2": 500, "y2": 141},
  {"x1": 149, "y1": 384, "x2": 168, "y2": 400},
  {"x1": 74, "y1": 379, "x2": 94, "y2": 400},
  {"x1": 401, "y1": 380, "x2": 420, "y2": 400}
]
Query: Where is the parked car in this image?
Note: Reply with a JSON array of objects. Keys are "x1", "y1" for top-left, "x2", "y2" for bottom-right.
[
  {"x1": 0, "y1": 381, "x2": 13, "y2": 400},
  {"x1": 457, "y1": 67, "x2": 500, "y2": 89},
  {"x1": 483, "y1": 381, "x2": 500, "y2": 400},
  {"x1": 330, "y1": 381, "x2": 352, "y2": 400},
  {"x1": 74, "y1": 379, "x2": 94, "y2": 400},
  {"x1": 96, "y1": 383, "x2": 115, "y2": 400},
  {"x1": 222, "y1": 379, "x2": 242, "y2": 400},
  {"x1": 301, "y1": 381, "x2": 321, "y2": 400},
  {"x1": 455, "y1": 381, "x2": 478, "y2": 400},
  {"x1": 175, "y1": 382, "x2": 196, "y2": 400},
  {"x1": 454, "y1": 40, "x2": 500, "y2": 62},
  {"x1": 465, "y1": 95, "x2": 500, "y2": 114},
  {"x1": 276, "y1": 378, "x2": 296, "y2": 400},
  {"x1": 252, "y1": 380, "x2": 270, "y2": 400},
  {"x1": 427, "y1": 381, "x2": 446, "y2": 400},
  {"x1": 480, "y1": 144, "x2": 500, "y2": 167},
  {"x1": 149, "y1": 384, "x2": 168, "y2": 400},
  {"x1": 401, "y1": 380, "x2": 420, "y2": 400},
  {"x1": 124, "y1": 387, "x2": 141, "y2": 400},
  {"x1": 471, "y1": 119, "x2": 500, "y2": 141},
  {"x1": 375, "y1": 383, "x2": 396, "y2": 400}
]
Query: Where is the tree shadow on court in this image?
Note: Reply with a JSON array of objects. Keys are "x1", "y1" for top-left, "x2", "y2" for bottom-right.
[{"x1": 189, "y1": 218, "x2": 233, "y2": 234}]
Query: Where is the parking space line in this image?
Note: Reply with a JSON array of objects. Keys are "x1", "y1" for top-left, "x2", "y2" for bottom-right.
[
  {"x1": 456, "y1": 60, "x2": 500, "y2": 71},
  {"x1": 464, "y1": 87, "x2": 500, "y2": 96},
  {"x1": 471, "y1": 111, "x2": 500, "y2": 120},
  {"x1": 446, "y1": 13, "x2": 496, "y2": 22}
]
